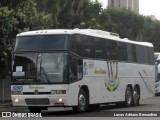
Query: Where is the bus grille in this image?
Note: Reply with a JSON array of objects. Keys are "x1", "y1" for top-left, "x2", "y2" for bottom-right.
[{"x1": 25, "y1": 98, "x2": 50, "y2": 105}]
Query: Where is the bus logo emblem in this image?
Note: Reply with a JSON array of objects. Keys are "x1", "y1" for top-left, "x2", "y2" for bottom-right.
[
  {"x1": 34, "y1": 89, "x2": 39, "y2": 94},
  {"x1": 105, "y1": 61, "x2": 119, "y2": 92}
]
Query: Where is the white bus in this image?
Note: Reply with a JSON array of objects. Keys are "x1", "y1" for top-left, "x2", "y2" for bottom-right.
[
  {"x1": 11, "y1": 29, "x2": 155, "y2": 113},
  {"x1": 155, "y1": 52, "x2": 160, "y2": 95}
]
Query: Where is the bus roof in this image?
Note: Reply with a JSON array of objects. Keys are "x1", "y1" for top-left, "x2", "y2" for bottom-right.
[{"x1": 17, "y1": 29, "x2": 153, "y2": 47}]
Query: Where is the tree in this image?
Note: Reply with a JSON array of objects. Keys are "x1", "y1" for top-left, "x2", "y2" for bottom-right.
[
  {"x1": 102, "y1": 7, "x2": 144, "y2": 41},
  {"x1": 142, "y1": 16, "x2": 160, "y2": 51},
  {"x1": 0, "y1": 0, "x2": 52, "y2": 77}
]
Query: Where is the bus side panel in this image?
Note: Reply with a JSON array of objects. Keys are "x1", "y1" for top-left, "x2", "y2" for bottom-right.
[
  {"x1": 101, "y1": 62, "x2": 140, "y2": 103},
  {"x1": 82, "y1": 60, "x2": 155, "y2": 105},
  {"x1": 67, "y1": 82, "x2": 80, "y2": 106},
  {"x1": 138, "y1": 64, "x2": 155, "y2": 99}
]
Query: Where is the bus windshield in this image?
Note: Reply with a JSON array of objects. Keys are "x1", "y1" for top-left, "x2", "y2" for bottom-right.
[
  {"x1": 15, "y1": 35, "x2": 67, "y2": 51},
  {"x1": 12, "y1": 53, "x2": 68, "y2": 83}
]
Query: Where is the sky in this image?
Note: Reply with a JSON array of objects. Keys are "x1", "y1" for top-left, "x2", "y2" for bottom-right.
[{"x1": 97, "y1": 0, "x2": 160, "y2": 20}]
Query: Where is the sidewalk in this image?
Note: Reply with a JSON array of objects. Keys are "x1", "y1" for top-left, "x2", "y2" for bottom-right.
[
  {"x1": 0, "y1": 102, "x2": 13, "y2": 108},
  {"x1": 0, "y1": 102, "x2": 28, "y2": 112}
]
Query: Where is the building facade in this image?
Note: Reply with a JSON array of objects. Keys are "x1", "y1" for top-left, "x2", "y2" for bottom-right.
[{"x1": 108, "y1": 0, "x2": 139, "y2": 13}]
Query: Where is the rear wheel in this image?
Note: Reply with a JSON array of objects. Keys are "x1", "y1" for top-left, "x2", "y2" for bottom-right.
[
  {"x1": 132, "y1": 86, "x2": 140, "y2": 106},
  {"x1": 124, "y1": 86, "x2": 133, "y2": 107},
  {"x1": 73, "y1": 89, "x2": 88, "y2": 112}
]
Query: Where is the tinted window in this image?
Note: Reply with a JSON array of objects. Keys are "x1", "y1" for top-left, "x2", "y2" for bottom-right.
[
  {"x1": 83, "y1": 35, "x2": 94, "y2": 58},
  {"x1": 106, "y1": 40, "x2": 118, "y2": 60},
  {"x1": 148, "y1": 47, "x2": 155, "y2": 65},
  {"x1": 15, "y1": 35, "x2": 67, "y2": 51},
  {"x1": 127, "y1": 44, "x2": 137, "y2": 62},
  {"x1": 136, "y1": 45, "x2": 152, "y2": 64},
  {"x1": 144, "y1": 47, "x2": 149, "y2": 64},
  {"x1": 69, "y1": 56, "x2": 77, "y2": 82},
  {"x1": 136, "y1": 45, "x2": 144, "y2": 63},
  {"x1": 70, "y1": 34, "x2": 82, "y2": 56},
  {"x1": 95, "y1": 38, "x2": 106, "y2": 59},
  {"x1": 69, "y1": 55, "x2": 83, "y2": 82},
  {"x1": 117, "y1": 42, "x2": 128, "y2": 61}
]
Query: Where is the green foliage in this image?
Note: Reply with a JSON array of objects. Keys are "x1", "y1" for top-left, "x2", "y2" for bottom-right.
[
  {"x1": 79, "y1": 18, "x2": 101, "y2": 29},
  {"x1": 0, "y1": 7, "x2": 18, "y2": 61},
  {"x1": 0, "y1": 0, "x2": 52, "y2": 60},
  {"x1": 101, "y1": 7, "x2": 145, "y2": 41},
  {"x1": 141, "y1": 17, "x2": 160, "y2": 50},
  {"x1": 0, "y1": 0, "x2": 51, "y2": 75}
]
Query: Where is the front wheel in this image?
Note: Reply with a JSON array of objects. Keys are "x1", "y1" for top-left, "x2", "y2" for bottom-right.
[{"x1": 73, "y1": 89, "x2": 88, "y2": 112}]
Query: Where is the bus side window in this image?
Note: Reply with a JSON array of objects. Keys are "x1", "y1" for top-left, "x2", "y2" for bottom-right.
[
  {"x1": 69, "y1": 56, "x2": 77, "y2": 82},
  {"x1": 95, "y1": 38, "x2": 106, "y2": 59},
  {"x1": 83, "y1": 35, "x2": 94, "y2": 58},
  {"x1": 70, "y1": 34, "x2": 82, "y2": 56},
  {"x1": 106, "y1": 40, "x2": 118, "y2": 60}
]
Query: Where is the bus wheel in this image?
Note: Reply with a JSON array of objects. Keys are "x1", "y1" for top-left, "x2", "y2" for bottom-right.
[
  {"x1": 124, "y1": 86, "x2": 132, "y2": 107},
  {"x1": 28, "y1": 106, "x2": 42, "y2": 113},
  {"x1": 132, "y1": 86, "x2": 140, "y2": 106},
  {"x1": 73, "y1": 89, "x2": 88, "y2": 112}
]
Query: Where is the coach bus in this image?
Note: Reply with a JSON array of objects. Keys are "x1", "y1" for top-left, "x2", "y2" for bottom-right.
[
  {"x1": 155, "y1": 52, "x2": 160, "y2": 95},
  {"x1": 11, "y1": 29, "x2": 155, "y2": 113}
]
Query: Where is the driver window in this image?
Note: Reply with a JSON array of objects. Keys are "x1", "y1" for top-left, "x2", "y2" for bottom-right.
[
  {"x1": 77, "y1": 59, "x2": 83, "y2": 80},
  {"x1": 70, "y1": 56, "x2": 77, "y2": 81},
  {"x1": 69, "y1": 56, "x2": 83, "y2": 82}
]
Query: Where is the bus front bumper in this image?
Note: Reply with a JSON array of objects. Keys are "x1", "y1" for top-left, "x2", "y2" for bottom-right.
[{"x1": 11, "y1": 95, "x2": 70, "y2": 107}]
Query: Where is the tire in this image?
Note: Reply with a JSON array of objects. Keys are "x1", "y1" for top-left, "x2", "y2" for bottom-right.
[
  {"x1": 124, "y1": 86, "x2": 133, "y2": 107},
  {"x1": 28, "y1": 106, "x2": 42, "y2": 113},
  {"x1": 132, "y1": 86, "x2": 140, "y2": 106},
  {"x1": 73, "y1": 89, "x2": 88, "y2": 112}
]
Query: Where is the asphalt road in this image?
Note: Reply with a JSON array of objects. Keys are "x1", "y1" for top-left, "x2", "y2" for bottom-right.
[
  {"x1": 0, "y1": 96, "x2": 160, "y2": 118},
  {"x1": 41, "y1": 95, "x2": 160, "y2": 117}
]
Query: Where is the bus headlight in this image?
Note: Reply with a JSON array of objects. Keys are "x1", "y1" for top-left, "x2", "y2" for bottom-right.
[
  {"x1": 56, "y1": 98, "x2": 63, "y2": 103},
  {"x1": 14, "y1": 98, "x2": 19, "y2": 103},
  {"x1": 55, "y1": 98, "x2": 64, "y2": 106}
]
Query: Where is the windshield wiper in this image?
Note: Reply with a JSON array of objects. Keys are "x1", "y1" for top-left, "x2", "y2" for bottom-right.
[{"x1": 38, "y1": 59, "x2": 50, "y2": 83}]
